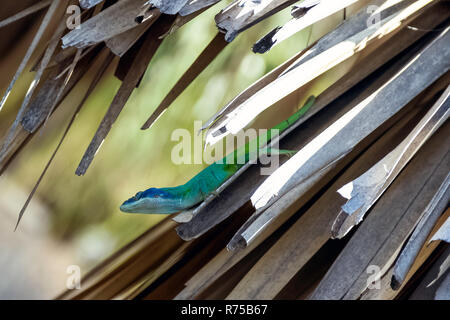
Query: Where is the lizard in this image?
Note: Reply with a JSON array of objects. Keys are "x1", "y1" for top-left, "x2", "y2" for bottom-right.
[{"x1": 120, "y1": 95, "x2": 315, "y2": 214}]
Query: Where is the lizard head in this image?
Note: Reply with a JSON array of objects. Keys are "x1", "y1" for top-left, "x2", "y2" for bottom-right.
[{"x1": 120, "y1": 187, "x2": 182, "y2": 214}]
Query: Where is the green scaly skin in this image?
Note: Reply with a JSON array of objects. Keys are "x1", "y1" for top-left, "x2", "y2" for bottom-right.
[{"x1": 120, "y1": 96, "x2": 315, "y2": 214}]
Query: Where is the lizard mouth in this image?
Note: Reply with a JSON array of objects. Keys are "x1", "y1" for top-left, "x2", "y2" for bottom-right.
[
  {"x1": 119, "y1": 196, "x2": 147, "y2": 213},
  {"x1": 119, "y1": 196, "x2": 183, "y2": 214},
  {"x1": 119, "y1": 201, "x2": 137, "y2": 213}
]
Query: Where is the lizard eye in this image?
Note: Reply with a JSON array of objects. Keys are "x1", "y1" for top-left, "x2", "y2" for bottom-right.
[{"x1": 134, "y1": 191, "x2": 143, "y2": 199}]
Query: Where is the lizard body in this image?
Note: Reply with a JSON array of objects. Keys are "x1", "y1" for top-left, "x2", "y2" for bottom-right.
[{"x1": 120, "y1": 95, "x2": 315, "y2": 214}]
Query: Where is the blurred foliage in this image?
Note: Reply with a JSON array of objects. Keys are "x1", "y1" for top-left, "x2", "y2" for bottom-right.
[{"x1": 1, "y1": 4, "x2": 313, "y2": 268}]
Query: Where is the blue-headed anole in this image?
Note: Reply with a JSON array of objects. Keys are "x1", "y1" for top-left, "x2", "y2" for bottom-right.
[{"x1": 120, "y1": 96, "x2": 315, "y2": 214}]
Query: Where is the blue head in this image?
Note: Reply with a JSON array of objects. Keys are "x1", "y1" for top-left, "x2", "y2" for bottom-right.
[{"x1": 120, "y1": 187, "x2": 184, "y2": 214}]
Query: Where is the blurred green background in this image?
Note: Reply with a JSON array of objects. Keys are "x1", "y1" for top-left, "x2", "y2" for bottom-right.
[{"x1": 0, "y1": 2, "x2": 324, "y2": 298}]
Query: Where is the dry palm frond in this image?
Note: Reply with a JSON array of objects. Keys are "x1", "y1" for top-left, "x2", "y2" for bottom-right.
[
  {"x1": 332, "y1": 85, "x2": 450, "y2": 239},
  {"x1": 62, "y1": 0, "x2": 151, "y2": 49},
  {"x1": 141, "y1": 32, "x2": 229, "y2": 130},
  {"x1": 0, "y1": 0, "x2": 52, "y2": 29},
  {"x1": 408, "y1": 244, "x2": 449, "y2": 300},
  {"x1": 80, "y1": 0, "x2": 104, "y2": 9},
  {"x1": 204, "y1": 0, "x2": 435, "y2": 146},
  {"x1": 253, "y1": 0, "x2": 358, "y2": 53},
  {"x1": 15, "y1": 49, "x2": 114, "y2": 231},
  {"x1": 0, "y1": 0, "x2": 61, "y2": 111},
  {"x1": 175, "y1": 12, "x2": 449, "y2": 242},
  {"x1": 391, "y1": 183, "x2": 449, "y2": 289},
  {"x1": 75, "y1": 15, "x2": 176, "y2": 176},
  {"x1": 215, "y1": 0, "x2": 299, "y2": 42},
  {"x1": 308, "y1": 128, "x2": 449, "y2": 299},
  {"x1": 1, "y1": 0, "x2": 449, "y2": 301}
]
